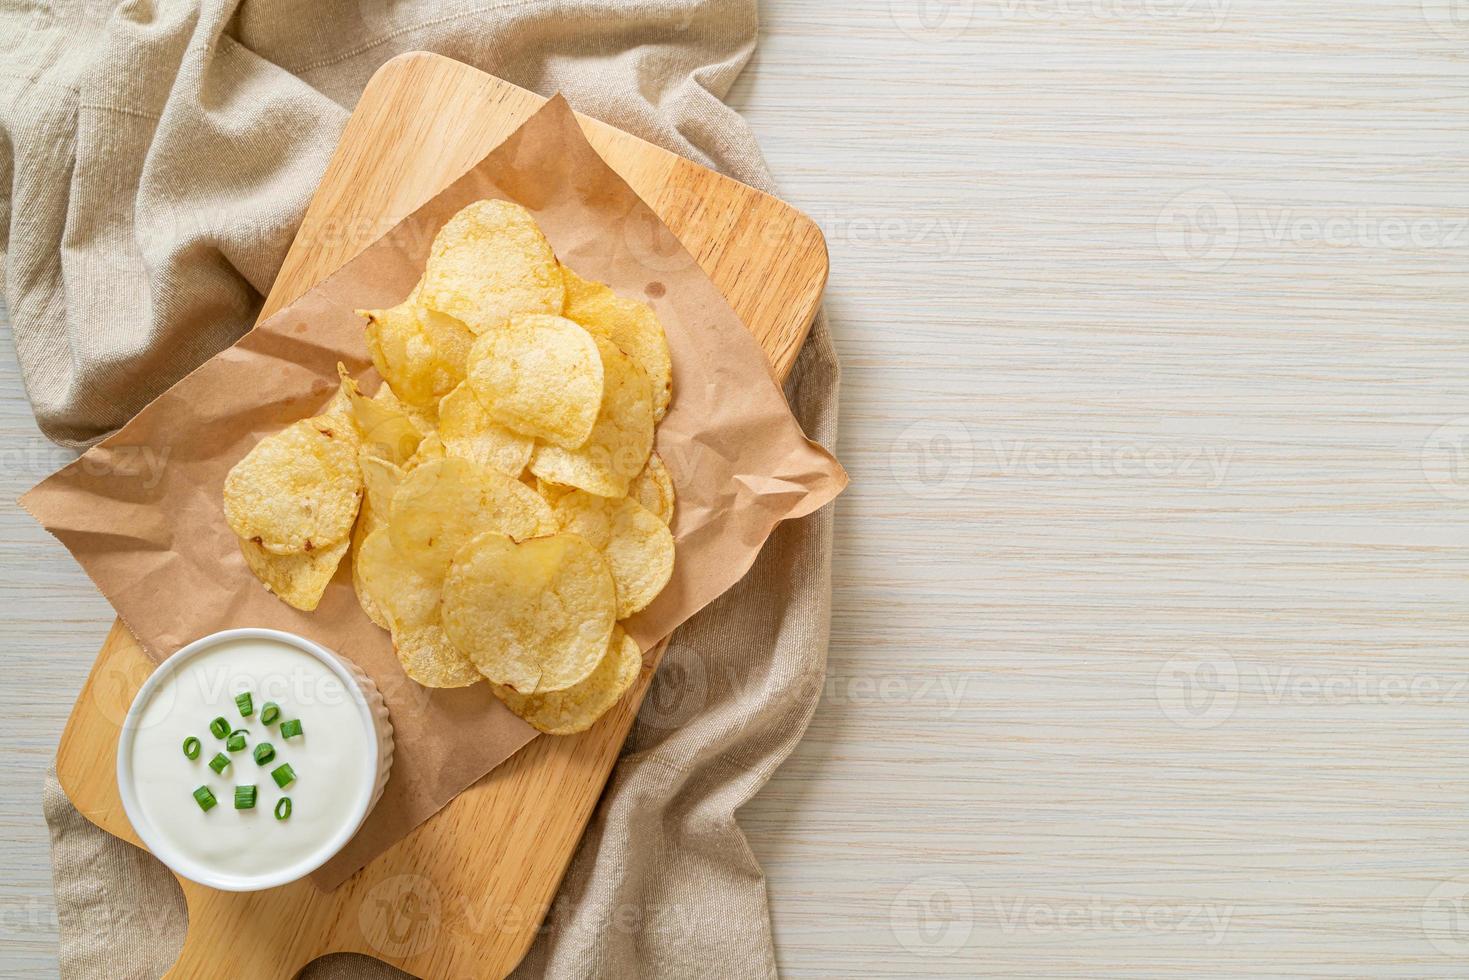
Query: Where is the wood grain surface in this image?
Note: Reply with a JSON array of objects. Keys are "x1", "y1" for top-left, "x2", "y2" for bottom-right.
[
  {"x1": 6, "y1": 1, "x2": 1469, "y2": 977},
  {"x1": 43, "y1": 54, "x2": 823, "y2": 980}
]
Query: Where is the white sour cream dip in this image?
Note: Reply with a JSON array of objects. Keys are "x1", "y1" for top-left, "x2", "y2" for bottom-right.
[{"x1": 120, "y1": 631, "x2": 385, "y2": 890}]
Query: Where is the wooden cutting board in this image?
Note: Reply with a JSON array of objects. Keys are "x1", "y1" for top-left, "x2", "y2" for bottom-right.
[{"x1": 53, "y1": 53, "x2": 826, "y2": 979}]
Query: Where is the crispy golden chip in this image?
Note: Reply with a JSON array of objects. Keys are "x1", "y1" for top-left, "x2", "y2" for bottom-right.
[
  {"x1": 409, "y1": 433, "x2": 446, "y2": 467},
  {"x1": 358, "y1": 452, "x2": 405, "y2": 516},
  {"x1": 360, "y1": 300, "x2": 473, "y2": 409},
  {"x1": 351, "y1": 504, "x2": 390, "y2": 629},
  {"x1": 465, "y1": 314, "x2": 602, "y2": 449},
  {"x1": 553, "y1": 490, "x2": 674, "y2": 618},
  {"x1": 337, "y1": 366, "x2": 422, "y2": 464},
  {"x1": 224, "y1": 416, "x2": 362, "y2": 555},
  {"x1": 528, "y1": 335, "x2": 653, "y2": 497},
  {"x1": 404, "y1": 433, "x2": 445, "y2": 470},
  {"x1": 389, "y1": 457, "x2": 555, "y2": 580},
  {"x1": 352, "y1": 453, "x2": 407, "y2": 626},
  {"x1": 629, "y1": 453, "x2": 675, "y2": 526},
  {"x1": 393, "y1": 623, "x2": 482, "y2": 689},
  {"x1": 562, "y1": 267, "x2": 672, "y2": 420},
  {"x1": 442, "y1": 532, "x2": 616, "y2": 693},
  {"x1": 239, "y1": 533, "x2": 350, "y2": 612},
  {"x1": 535, "y1": 478, "x2": 575, "y2": 507},
  {"x1": 355, "y1": 527, "x2": 479, "y2": 687},
  {"x1": 322, "y1": 383, "x2": 353, "y2": 421},
  {"x1": 438, "y1": 382, "x2": 534, "y2": 477},
  {"x1": 355, "y1": 527, "x2": 444, "y2": 629},
  {"x1": 421, "y1": 200, "x2": 563, "y2": 334},
  {"x1": 373, "y1": 383, "x2": 439, "y2": 437},
  {"x1": 491, "y1": 627, "x2": 642, "y2": 734}
]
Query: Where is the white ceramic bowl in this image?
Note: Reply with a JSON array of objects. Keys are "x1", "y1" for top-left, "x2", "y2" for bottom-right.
[{"x1": 116, "y1": 628, "x2": 393, "y2": 891}]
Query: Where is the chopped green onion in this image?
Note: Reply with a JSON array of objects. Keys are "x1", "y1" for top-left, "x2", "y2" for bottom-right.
[
  {"x1": 193, "y1": 786, "x2": 216, "y2": 812},
  {"x1": 252, "y1": 742, "x2": 275, "y2": 766},
  {"x1": 234, "y1": 785, "x2": 257, "y2": 809},
  {"x1": 280, "y1": 718, "x2": 303, "y2": 740},
  {"x1": 208, "y1": 753, "x2": 230, "y2": 774},
  {"x1": 226, "y1": 729, "x2": 248, "y2": 752},
  {"x1": 271, "y1": 763, "x2": 296, "y2": 788},
  {"x1": 260, "y1": 702, "x2": 281, "y2": 726},
  {"x1": 208, "y1": 716, "x2": 230, "y2": 739},
  {"x1": 274, "y1": 797, "x2": 292, "y2": 821},
  {"x1": 182, "y1": 737, "x2": 201, "y2": 760},
  {"x1": 235, "y1": 692, "x2": 254, "y2": 717}
]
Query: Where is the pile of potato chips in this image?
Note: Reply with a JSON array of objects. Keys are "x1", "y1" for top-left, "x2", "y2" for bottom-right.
[{"x1": 223, "y1": 200, "x2": 674, "y2": 735}]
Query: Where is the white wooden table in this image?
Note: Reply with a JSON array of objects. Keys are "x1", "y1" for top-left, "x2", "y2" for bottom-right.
[{"x1": 5, "y1": 1, "x2": 1469, "y2": 975}]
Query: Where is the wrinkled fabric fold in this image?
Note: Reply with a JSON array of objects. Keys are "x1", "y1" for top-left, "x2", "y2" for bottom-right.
[{"x1": 12, "y1": 2, "x2": 840, "y2": 977}]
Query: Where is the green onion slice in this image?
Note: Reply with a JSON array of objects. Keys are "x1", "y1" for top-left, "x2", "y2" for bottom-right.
[
  {"x1": 225, "y1": 729, "x2": 248, "y2": 752},
  {"x1": 208, "y1": 753, "x2": 230, "y2": 774},
  {"x1": 271, "y1": 763, "x2": 296, "y2": 788},
  {"x1": 235, "y1": 692, "x2": 254, "y2": 717},
  {"x1": 208, "y1": 716, "x2": 230, "y2": 739},
  {"x1": 274, "y1": 797, "x2": 292, "y2": 821},
  {"x1": 193, "y1": 786, "x2": 216, "y2": 812},
  {"x1": 234, "y1": 785, "x2": 257, "y2": 809},
  {"x1": 252, "y1": 742, "x2": 275, "y2": 766},
  {"x1": 280, "y1": 718, "x2": 303, "y2": 740},
  {"x1": 182, "y1": 737, "x2": 201, "y2": 760},
  {"x1": 260, "y1": 702, "x2": 281, "y2": 726}
]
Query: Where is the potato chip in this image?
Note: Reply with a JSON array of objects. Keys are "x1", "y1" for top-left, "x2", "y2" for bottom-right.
[
  {"x1": 438, "y1": 382, "x2": 534, "y2": 477},
  {"x1": 358, "y1": 452, "x2": 406, "y2": 516},
  {"x1": 224, "y1": 416, "x2": 362, "y2": 555},
  {"x1": 355, "y1": 527, "x2": 443, "y2": 629},
  {"x1": 393, "y1": 623, "x2": 482, "y2": 689},
  {"x1": 352, "y1": 453, "x2": 407, "y2": 625},
  {"x1": 389, "y1": 457, "x2": 555, "y2": 580},
  {"x1": 421, "y1": 200, "x2": 563, "y2": 334},
  {"x1": 465, "y1": 314, "x2": 602, "y2": 449},
  {"x1": 629, "y1": 452, "x2": 675, "y2": 526},
  {"x1": 351, "y1": 505, "x2": 390, "y2": 629},
  {"x1": 373, "y1": 383, "x2": 438, "y2": 436},
  {"x1": 337, "y1": 366, "x2": 422, "y2": 465},
  {"x1": 322, "y1": 383, "x2": 353, "y2": 421},
  {"x1": 239, "y1": 533, "x2": 350, "y2": 612},
  {"x1": 553, "y1": 490, "x2": 674, "y2": 618},
  {"x1": 562, "y1": 267, "x2": 672, "y2": 420},
  {"x1": 360, "y1": 300, "x2": 473, "y2": 409},
  {"x1": 529, "y1": 335, "x2": 653, "y2": 497},
  {"x1": 491, "y1": 627, "x2": 642, "y2": 734},
  {"x1": 355, "y1": 527, "x2": 481, "y2": 687},
  {"x1": 441, "y1": 532, "x2": 616, "y2": 693},
  {"x1": 404, "y1": 432, "x2": 445, "y2": 470},
  {"x1": 535, "y1": 478, "x2": 575, "y2": 507}
]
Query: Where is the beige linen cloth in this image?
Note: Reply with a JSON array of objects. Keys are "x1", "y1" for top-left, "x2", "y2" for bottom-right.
[{"x1": 3, "y1": 1, "x2": 839, "y2": 977}]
